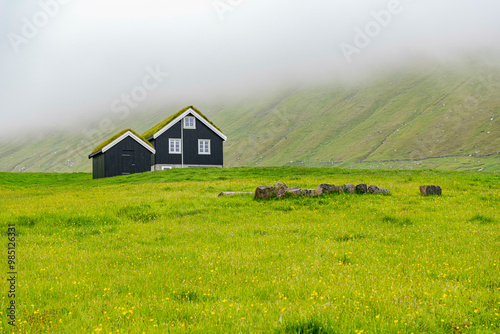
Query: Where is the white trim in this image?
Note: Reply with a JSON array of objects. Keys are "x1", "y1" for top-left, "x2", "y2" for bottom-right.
[
  {"x1": 183, "y1": 116, "x2": 196, "y2": 129},
  {"x1": 198, "y1": 139, "x2": 211, "y2": 155},
  {"x1": 102, "y1": 131, "x2": 156, "y2": 155},
  {"x1": 152, "y1": 108, "x2": 227, "y2": 141},
  {"x1": 153, "y1": 164, "x2": 223, "y2": 170},
  {"x1": 181, "y1": 125, "x2": 184, "y2": 168},
  {"x1": 168, "y1": 138, "x2": 182, "y2": 154}
]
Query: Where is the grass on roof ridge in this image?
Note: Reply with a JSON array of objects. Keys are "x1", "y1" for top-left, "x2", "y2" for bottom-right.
[
  {"x1": 90, "y1": 129, "x2": 154, "y2": 156},
  {"x1": 142, "y1": 106, "x2": 224, "y2": 139}
]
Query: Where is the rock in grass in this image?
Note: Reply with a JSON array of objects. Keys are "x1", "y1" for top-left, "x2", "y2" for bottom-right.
[
  {"x1": 274, "y1": 182, "x2": 288, "y2": 198},
  {"x1": 317, "y1": 184, "x2": 335, "y2": 194},
  {"x1": 355, "y1": 184, "x2": 368, "y2": 194},
  {"x1": 287, "y1": 188, "x2": 302, "y2": 196},
  {"x1": 333, "y1": 186, "x2": 344, "y2": 193},
  {"x1": 218, "y1": 192, "x2": 253, "y2": 197},
  {"x1": 302, "y1": 189, "x2": 322, "y2": 197},
  {"x1": 255, "y1": 186, "x2": 275, "y2": 200},
  {"x1": 420, "y1": 185, "x2": 442, "y2": 196},
  {"x1": 343, "y1": 184, "x2": 355, "y2": 194},
  {"x1": 368, "y1": 185, "x2": 390, "y2": 195}
]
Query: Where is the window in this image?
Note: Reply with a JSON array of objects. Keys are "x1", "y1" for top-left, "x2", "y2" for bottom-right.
[
  {"x1": 198, "y1": 139, "x2": 211, "y2": 155},
  {"x1": 161, "y1": 166, "x2": 172, "y2": 170},
  {"x1": 169, "y1": 139, "x2": 181, "y2": 154},
  {"x1": 184, "y1": 117, "x2": 195, "y2": 129}
]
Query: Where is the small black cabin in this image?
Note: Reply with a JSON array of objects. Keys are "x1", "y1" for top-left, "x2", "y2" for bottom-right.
[
  {"x1": 88, "y1": 129, "x2": 156, "y2": 179},
  {"x1": 142, "y1": 106, "x2": 227, "y2": 170}
]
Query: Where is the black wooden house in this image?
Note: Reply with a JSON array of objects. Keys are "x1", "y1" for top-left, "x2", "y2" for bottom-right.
[
  {"x1": 88, "y1": 129, "x2": 156, "y2": 179},
  {"x1": 142, "y1": 106, "x2": 227, "y2": 170}
]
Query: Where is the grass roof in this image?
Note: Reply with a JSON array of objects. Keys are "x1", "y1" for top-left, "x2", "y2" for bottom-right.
[
  {"x1": 90, "y1": 129, "x2": 154, "y2": 155},
  {"x1": 142, "y1": 106, "x2": 224, "y2": 139}
]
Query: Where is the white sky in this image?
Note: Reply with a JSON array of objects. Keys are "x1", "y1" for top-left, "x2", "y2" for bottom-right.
[{"x1": 1, "y1": 0, "x2": 499, "y2": 135}]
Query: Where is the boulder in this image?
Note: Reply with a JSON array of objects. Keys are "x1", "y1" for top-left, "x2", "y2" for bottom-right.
[
  {"x1": 355, "y1": 184, "x2": 368, "y2": 194},
  {"x1": 302, "y1": 189, "x2": 322, "y2": 197},
  {"x1": 343, "y1": 184, "x2": 355, "y2": 194},
  {"x1": 420, "y1": 185, "x2": 442, "y2": 196},
  {"x1": 218, "y1": 192, "x2": 253, "y2": 197},
  {"x1": 287, "y1": 188, "x2": 302, "y2": 196},
  {"x1": 254, "y1": 186, "x2": 275, "y2": 200},
  {"x1": 332, "y1": 186, "x2": 344, "y2": 194},
  {"x1": 317, "y1": 184, "x2": 335, "y2": 194},
  {"x1": 368, "y1": 185, "x2": 390, "y2": 195},
  {"x1": 274, "y1": 182, "x2": 289, "y2": 198}
]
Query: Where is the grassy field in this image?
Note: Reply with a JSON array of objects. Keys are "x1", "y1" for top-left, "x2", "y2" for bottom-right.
[{"x1": 1, "y1": 167, "x2": 499, "y2": 333}]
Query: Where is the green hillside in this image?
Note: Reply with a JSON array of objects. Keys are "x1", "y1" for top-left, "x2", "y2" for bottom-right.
[
  {"x1": 218, "y1": 61, "x2": 500, "y2": 171},
  {"x1": 1, "y1": 60, "x2": 499, "y2": 172}
]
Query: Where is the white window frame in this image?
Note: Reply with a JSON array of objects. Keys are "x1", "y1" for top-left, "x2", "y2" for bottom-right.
[
  {"x1": 198, "y1": 139, "x2": 211, "y2": 155},
  {"x1": 169, "y1": 138, "x2": 182, "y2": 154},
  {"x1": 184, "y1": 116, "x2": 196, "y2": 129},
  {"x1": 161, "y1": 166, "x2": 172, "y2": 170}
]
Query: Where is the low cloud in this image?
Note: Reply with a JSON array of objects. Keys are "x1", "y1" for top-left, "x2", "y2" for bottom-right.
[{"x1": 1, "y1": 0, "x2": 499, "y2": 137}]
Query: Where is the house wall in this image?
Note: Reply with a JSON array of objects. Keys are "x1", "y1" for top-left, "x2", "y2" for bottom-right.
[
  {"x1": 152, "y1": 121, "x2": 182, "y2": 165},
  {"x1": 183, "y1": 118, "x2": 223, "y2": 166},
  {"x1": 152, "y1": 114, "x2": 224, "y2": 167},
  {"x1": 103, "y1": 136, "x2": 153, "y2": 178},
  {"x1": 92, "y1": 153, "x2": 105, "y2": 179}
]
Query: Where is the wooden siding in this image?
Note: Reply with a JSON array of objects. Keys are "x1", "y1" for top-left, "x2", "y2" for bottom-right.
[
  {"x1": 152, "y1": 121, "x2": 182, "y2": 165},
  {"x1": 153, "y1": 113, "x2": 224, "y2": 166},
  {"x1": 183, "y1": 118, "x2": 223, "y2": 166},
  {"x1": 92, "y1": 153, "x2": 105, "y2": 179},
  {"x1": 102, "y1": 136, "x2": 153, "y2": 178}
]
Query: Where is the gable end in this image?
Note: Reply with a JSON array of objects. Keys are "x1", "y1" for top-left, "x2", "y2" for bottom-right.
[{"x1": 152, "y1": 109, "x2": 227, "y2": 141}]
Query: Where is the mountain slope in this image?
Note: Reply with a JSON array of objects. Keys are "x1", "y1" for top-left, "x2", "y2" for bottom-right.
[
  {"x1": 217, "y1": 62, "x2": 500, "y2": 170},
  {"x1": 1, "y1": 60, "x2": 499, "y2": 173}
]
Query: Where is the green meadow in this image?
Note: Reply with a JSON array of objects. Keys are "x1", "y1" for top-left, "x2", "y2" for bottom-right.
[{"x1": 0, "y1": 167, "x2": 499, "y2": 333}]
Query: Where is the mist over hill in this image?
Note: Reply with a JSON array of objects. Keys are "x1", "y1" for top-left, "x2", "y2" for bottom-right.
[{"x1": 1, "y1": 59, "x2": 499, "y2": 173}]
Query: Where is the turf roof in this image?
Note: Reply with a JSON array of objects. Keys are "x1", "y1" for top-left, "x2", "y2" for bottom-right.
[
  {"x1": 141, "y1": 106, "x2": 224, "y2": 140},
  {"x1": 89, "y1": 129, "x2": 154, "y2": 156}
]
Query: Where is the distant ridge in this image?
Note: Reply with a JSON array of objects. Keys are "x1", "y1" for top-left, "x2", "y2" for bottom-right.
[{"x1": 1, "y1": 60, "x2": 499, "y2": 172}]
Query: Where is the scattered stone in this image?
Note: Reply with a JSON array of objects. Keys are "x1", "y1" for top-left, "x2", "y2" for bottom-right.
[
  {"x1": 332, "y1": 186, "x2": 344, "y2": 193},
  {"x1": 355, "y1": 184, "x2": 368, "y2": 194},
  {"x1": 317, "y1": 184, "x2": 335, "y2": 194},
  {"x1": 254, "y1": 186, "x2": 275, "y2": 200},
  {"x1": 368, "y1": 185, "x2": 390, "y2": 195},
  {"x1": 274, "y1": 182, "x2": 288, "y2": 198},
  {"x1": 218, "y1": 192, "x2": 253, "y2": 197},
  {"x1": 420, "y1": 185, "x2": 442, "y2": 196},
  {"x1": 287, "y1": 188, "x2": 302, "y2": 196},
  {"x1": 343, "y1": 184, "x2": 355, "y2": 194},
  {"x1": 302, "y1": 189, "x2": 322, "y2": 197},
  {"x1": 253, "y1": 181, "x2": 392, "y2": 199}
]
